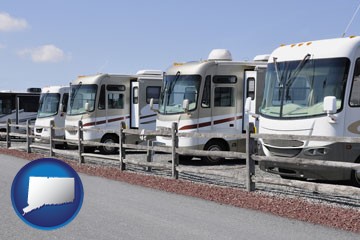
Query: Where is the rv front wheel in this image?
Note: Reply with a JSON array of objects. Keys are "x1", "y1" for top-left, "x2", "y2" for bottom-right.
[
  {"x1": 100, "y1": 134, "x2": 119, "y2": 155},
  {"x1": 201, "y1": 140, "x2": 227, "y2": 164},
  {"x1": 0, "y1": 129, "x2": 6, "y2": 141},
  {"x1": 351, "y1": 159, "x2": 360, "y2": 187}
]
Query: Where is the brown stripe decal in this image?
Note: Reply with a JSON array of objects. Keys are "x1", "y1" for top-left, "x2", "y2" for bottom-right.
[
  {"x1": 140, "y1": 114, "x2": 157, "y2": 120},
  {"x1": 179, "y1": 115, "x2": 242, "y2": 130},
  {"x1": 83, "y1": 116, "x2": 130, "y2": 127}
]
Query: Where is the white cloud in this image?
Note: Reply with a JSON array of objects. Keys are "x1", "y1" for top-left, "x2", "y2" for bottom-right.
[
  {"x1": 18, "y1": 45, "x2": 67, "y2": 63},
  {"x1": 0, "y1": 12, "x2": 28, "y2": 32}
]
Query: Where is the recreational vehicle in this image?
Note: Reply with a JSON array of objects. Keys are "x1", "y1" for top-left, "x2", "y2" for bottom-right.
[
  {"x1": 154, "y1": 49, "x2": 267, "y2": 164},
  {"x1": 258, "y1": 37, "x2": 360, "y2": 186},
  {"x1": 65, "y1": 70, "x2": 163, "y2": 154},
  {"x1": 34, "y1": 86, "x2": 69, "y2": 144},
  {"x1": 0, "y1": 88, "x2": 41, "y2": 138}
]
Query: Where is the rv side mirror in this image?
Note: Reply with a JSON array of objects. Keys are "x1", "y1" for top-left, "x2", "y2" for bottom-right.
[
  {"x1": 84, "y1": 102, "x2": 91, "y2": 112},
  {"x1": 323, "y1": 96, "x2": 336, "y2": 114},
  {"x1": 59, "y1": 103, "x2": 64, "y2": 113},
  {"x1": 244, "y1": 97, "x2": 252, "y2": 113},
  {"x1": 150, "y1": 98, "x2": 159, "y2": 113},
  {"x1": 150, "y1": 98, "x2": 154, "y2": 109},
  {"x1": 182, "y1": 99, "x2": 189, "y2": 113}
]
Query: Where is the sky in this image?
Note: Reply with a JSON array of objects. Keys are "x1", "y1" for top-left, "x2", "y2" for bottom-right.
[{"x1": 1, "y1": 0, "x2": 360, "y2": 91}]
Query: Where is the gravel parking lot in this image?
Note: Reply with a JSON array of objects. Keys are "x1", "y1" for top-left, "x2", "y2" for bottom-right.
[{"x1": 3, "y1": 140, "x2": 360, "y2": 209}]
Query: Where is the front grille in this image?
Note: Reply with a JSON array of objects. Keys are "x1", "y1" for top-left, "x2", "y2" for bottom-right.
[
  {"x1": 263, "y1": 139, "x2": 304, "y2": 147},
  {"x1": 265, "y1": 146, "x2": 302, "y2": 157}
]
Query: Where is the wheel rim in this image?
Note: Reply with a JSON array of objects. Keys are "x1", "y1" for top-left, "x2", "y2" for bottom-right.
[
  {"x1": 206, "y1": 144, "x2": 223, "y2": 163},
  {"x1": 103, "y1": 138, "x2": 116, "y2": 153}
]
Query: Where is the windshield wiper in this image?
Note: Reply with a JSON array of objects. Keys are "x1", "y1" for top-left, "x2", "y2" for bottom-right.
[
  {"x1": 163, "y1": 71, "x2": 180, "y2": 114},
  {"x1": 69, "y1": 82, "x2": 82, "y2": 113},
  {"x1": 273, "y1": 57, "x2": 282, "y2": 85},
  {"x1": 286, "y1": 53, "x2": 311, "y2": 88}
]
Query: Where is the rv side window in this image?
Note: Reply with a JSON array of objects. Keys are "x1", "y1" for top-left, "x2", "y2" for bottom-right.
[
  {"x1": 107, "y1": 85, "x2": 126, "y2": 91},
  {"x1": 201, "y1": 75, "x2": 211, "y2": 108},
  {"x1": 108, "y1": 93, "x2": 124, "y2": 109},
  {"x1": 213, "y1": 76, "x2": 237, "y2": 84},
  {"x1": 350, "y1": 58, "x2": 360, "y2": 107},
  {"x1": 133, "y1": 87, "x2": 139, "y2": 104},
  {"x1": 214, "y1": 87, "x2": 234, "y2": 107},
  {"x1": 19, "y1": 96, "x2": 39, "y2": 112},
  {"x1": 247, "y1": 77, "x2": 255, "y2": 100},
  {"x1": 98, "y1": 85, "x2": 106, "y2": 110},
  {"x1": 0, "y1": 98, "x2": 12, "y2": 114},
  {"x1": 146, "y1": 86, "x2": 161, "y2": 104}
]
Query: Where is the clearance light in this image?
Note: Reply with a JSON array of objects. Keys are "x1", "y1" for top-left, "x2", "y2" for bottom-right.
[
  {"x1": 306, "y1": 42, "x2": 312, "y2": 46},
  {"x1": 290, "y1": 44, "x2": 296, "y2": 47},
  {"x1": 350, "y1": 36, "x2": 357, "y2": 38},
  {"x1": 173, "y1": 62, "x2": 184, "y2": 66},
  {"x1": 298, "y1": 43, "x2": 304, "y2": 47}
]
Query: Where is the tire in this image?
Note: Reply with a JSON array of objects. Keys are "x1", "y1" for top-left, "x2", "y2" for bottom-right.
[
  {"x1": 0, "y1": 129, "x2": 6, "y2": 141},
  {"x1": 84, "y1": 146, "x2": 96, "y2": 153},
  {"x1": 201, "y1": 140, "x2": 227, "y2": 164},
  {"x1": 279, "y1": 168, "x2": 302, "y2": 180},
  {"x1": 100, "y1": 134, "x2": 119, "y2": 155},
  {"x1": 179, "y1": 155, "x2": 193, "y2": 162},
  {"x1": 351, "y1": 159, "x2": 360, "y2": 187}
]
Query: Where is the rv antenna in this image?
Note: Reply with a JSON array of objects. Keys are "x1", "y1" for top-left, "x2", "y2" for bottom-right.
[
  {"x1": 342, "y1": 1, "x2": 360, "y2": 37},
  {"x1": 97, "y1": 59, "x2": 109, "y2": 73}
]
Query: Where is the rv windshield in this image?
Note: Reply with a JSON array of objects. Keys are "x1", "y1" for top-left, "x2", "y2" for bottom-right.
[
  {"x1": 67, "y1": 84, "x2": 97, "y2": 115},
  {"x1": 159, "y1": 74, "x2": 201, "y2": 114},
  {"x1": 260, "y1": 57, "x2": 349, "y2": 119},
  {"x1": 37, "y1": 93, "x2": 60, "y2": 118}
]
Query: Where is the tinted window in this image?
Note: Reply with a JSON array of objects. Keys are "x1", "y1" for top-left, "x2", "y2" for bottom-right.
[
  {"x1": 108, "y1": 93, "x2": 124, "y2": 109},
  {"x1": 213, "y1": 76, "x2": 237, "y2": 84},
  {"x1": 214, "y1": 87, "x2": 234, "y2": 107},
  {"x1": 350, "y1": 58, "x2": 360, "y2": 107},
  {"x1": 107, "y1": 85, "x2": 125, "y2": 91},
  {"x1": 146, "y1": 86, "x2": 161, "y2": 103}
]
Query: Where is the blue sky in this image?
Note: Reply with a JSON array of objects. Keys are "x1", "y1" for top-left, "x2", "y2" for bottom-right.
[{"x1": 1, "y1": 0, "x2": 360, "y2": 91}]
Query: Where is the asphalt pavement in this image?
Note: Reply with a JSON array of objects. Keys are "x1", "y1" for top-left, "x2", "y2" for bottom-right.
[{"x1": 0, "y1": 154, "x2": 359, "y2": 240}]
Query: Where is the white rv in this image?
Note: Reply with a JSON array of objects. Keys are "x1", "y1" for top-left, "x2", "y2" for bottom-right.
[
  {"x1": 258, "y1": 37, "x2": 360, "y2": 186},
  {"x1": 34, "y1": 86, "x2": 69, "y2": 144},
  {"x1": 154, "y1": 49, "x2": 267, "y2": 164},
  {"x1": 0, "y1": 88, "x2": 41, "y2": 139},
  {"x1": 65, "y1": 70, "x2": 163, "y2": 154}
]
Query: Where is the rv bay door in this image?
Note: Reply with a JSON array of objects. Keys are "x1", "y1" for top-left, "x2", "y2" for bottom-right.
[{"x1": 130, "y1": 81, "x2": 139, "y2": 128}]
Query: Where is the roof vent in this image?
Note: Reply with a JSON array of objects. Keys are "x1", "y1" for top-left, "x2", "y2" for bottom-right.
[
  {"x1": 27, "y1": 88, "x2": 42, "y2": 93},
  {"x1": 208, "y1": 49, "x2": 232, "y2": 61}
]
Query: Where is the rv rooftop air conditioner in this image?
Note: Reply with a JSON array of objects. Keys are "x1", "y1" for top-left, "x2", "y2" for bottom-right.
[
  {"x1": 253, "y1": 54, "x2": 270, "y2": 62},
  {"x1": 208, "y1": 49, "x2": 232, "y2": 61},
  {"x1": 136, "y1": 70, "x2": 163, "y2": 76}
]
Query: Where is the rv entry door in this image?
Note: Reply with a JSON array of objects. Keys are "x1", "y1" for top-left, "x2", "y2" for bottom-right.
[
  {"x1": 130, "y1": 81, "x2": 139, "y2": 128},
  {"x1": 243, "y1": 71, "x2": 257, "y2": 131}
]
